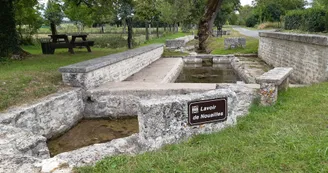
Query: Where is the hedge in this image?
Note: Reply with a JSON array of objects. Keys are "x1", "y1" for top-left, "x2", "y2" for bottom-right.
[{"x1": 285, "y1": 8, "x2": 327, "y2": 32}]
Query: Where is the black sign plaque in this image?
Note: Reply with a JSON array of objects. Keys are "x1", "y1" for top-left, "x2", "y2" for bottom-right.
[{"x1": 188, "y1": 98, "x2": 227, "y2": 126}]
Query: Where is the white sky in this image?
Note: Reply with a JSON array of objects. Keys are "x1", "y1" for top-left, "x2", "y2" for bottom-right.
[{"x1": 240, "y1": 0, "x2": 253, "y2": 6}]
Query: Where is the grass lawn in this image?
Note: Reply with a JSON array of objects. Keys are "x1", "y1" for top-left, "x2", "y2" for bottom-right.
[
  {"x1": 208, "y1": 30, "x2": 259, "y2": 55},
  {"x1": 0, "y1": 32, "x2": 189, "y2": 112},
  {"x1": 77, "y1": 82, "x2": 328, "y2": 172}
]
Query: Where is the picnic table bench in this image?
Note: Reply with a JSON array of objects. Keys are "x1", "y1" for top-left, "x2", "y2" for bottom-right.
[{"x1": 44, "y1": 34, "x2": 94, "y2": 54}]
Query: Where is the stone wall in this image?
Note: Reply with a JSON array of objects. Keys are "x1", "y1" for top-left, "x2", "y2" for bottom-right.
[
  {"x1": 59, "y1": 44, "x2": 164, "y2": 89},
  {"x1": 0, "y1": 89, "x2": 84, "y2": 139},
  {"x1": 259, "y1": 32, "x2": 328, "y2": 84},
  {"x1": 165, "y1": 35, "x2": 194, "y2": 49}
]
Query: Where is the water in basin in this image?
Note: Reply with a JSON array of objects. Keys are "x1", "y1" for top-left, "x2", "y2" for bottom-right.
[{"x1": 47, "y1": 117, "x2": 138, "y2": 156}]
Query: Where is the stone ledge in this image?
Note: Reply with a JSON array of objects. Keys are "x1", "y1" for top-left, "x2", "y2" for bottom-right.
[
  {"x1": 59, "y1": 44, "x2": 164, "y2": 73},
  {"x1": 259, "y1": 32, "x2": 328, "y2": 46},
  {"x1": 256, "y1": 67, "x2": 293, "y2": 85}
]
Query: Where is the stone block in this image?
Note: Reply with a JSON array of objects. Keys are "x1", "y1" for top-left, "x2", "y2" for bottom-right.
[
  {"x1": 259, "y1": 83, "x2": 278, "y2": 106},
  {"x1": 138, "y1": 89, "x2": 237, "y2": 148},
  {"x1": 224, "y1": 37, "x2": 246, "y2": 49},
  {"x1": 0, "y1": 89, "x2": 84, "y2": 139}
]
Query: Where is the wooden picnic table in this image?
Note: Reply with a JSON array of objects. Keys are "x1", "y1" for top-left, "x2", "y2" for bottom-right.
[{"x1": 48, "y1": 34, "x2": 94, "y2": 54}]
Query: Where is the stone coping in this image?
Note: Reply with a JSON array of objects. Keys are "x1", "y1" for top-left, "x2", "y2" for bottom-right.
[
  {"x1": 59, "y1": 44, "x2": 164, "y2": 73},
  {"x1": 256, "y1": 67, "x2": 293, "y2": 85},
  {"x1": 259, "y1": 32, "x2": 328, "y2": 46}
]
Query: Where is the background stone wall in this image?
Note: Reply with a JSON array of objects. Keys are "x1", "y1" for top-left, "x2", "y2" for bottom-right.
[{"x1": 259, "y1": 32, "x2": 328, "y2": 84}]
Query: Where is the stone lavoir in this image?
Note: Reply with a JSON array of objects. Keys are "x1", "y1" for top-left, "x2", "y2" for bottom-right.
[{"x1": 0, "y1": 40, "x2": 294, "y2": 172}]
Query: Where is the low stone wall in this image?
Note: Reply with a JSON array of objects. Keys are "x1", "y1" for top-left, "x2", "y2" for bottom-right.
[
  {"x1": 138, "y1": 89, "x2": 237, "y2": 148},
  {"x1": 59, "y1": 44, "x2": 164, "y2": 89},
  {"x1": 259, "y1": 32, "x2": 328, "y2": 84},
  {"x1": 165, "y1": 35, "x2": 194, "y2": 49},
  {"x1": 0, "y1": 88, "x2": 84, "y2": 139}
]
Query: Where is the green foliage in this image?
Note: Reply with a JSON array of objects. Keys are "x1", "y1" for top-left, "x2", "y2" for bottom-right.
[
  {"x1": 303, "y1": 8, "x2": 326, "y2": 32},
  {"x1": 63, "y1": 1, "x2": 94, "y2": 27},
  {"x1": 285, "y1": 8, "x2": 327, "y2": 32},
  {"x1": 14, "y1": 0, "x2": 43, "y2": 45},
  {"x1": 246, "y1": 15, "x2": 258, "y2": 27},
  {"x1": 262, "y1": 3, "x2": 284, "y2": 22},
  {"x1": 284, "y1": 10, "x2": 304, "y2": 30},
  {"x1": 214, "y1": 0, "x2": 240, "y2": 28},
  {"x1": 44, "y1": 0, "x2": 64, "y2": 26}
]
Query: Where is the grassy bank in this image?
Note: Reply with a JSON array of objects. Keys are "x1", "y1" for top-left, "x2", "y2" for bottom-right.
[
  {"x1": 77, "y1": 82, "x2": 328, "y2": 172},
  {"x1": 0, "y1": 32, "x2": 189, "y2": 112}
]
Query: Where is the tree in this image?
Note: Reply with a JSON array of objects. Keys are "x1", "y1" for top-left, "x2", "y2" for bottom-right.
[
  {"x1": 14, "y1": 0, "x2": 43, "y2": 44},
  {"x1": 198, "y1": 0, "x2": 224, "y2": 52},
  {"x1": 114, "y1": 0, "x2": 135, "y2": 49},
  {"x1": 0, "y1": 0, "x2": 20, "y2": 57},
  {"x1": 156, "y1": 0, "x2": 176, "y2": 32},
  {"x1": 63, "y1": 0, "x2": 94, "y2": 32},
  {"x1": 214, "y1": 0, "x2": 240, "y2": 30},
  {"x1": 135, "y1": 0, "x2": 158, "y2": 40},
  {"x1": 44, "y1": 0, "x2": 64, "y2": 36}
]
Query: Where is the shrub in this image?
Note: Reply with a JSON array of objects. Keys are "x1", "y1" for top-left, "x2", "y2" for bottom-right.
[
  {"x1": 303, "y1": 8, "x2": 326, "y2": 32},
  {"x1": 285, "y1": 8, "x2": 327, "y2": 32},
  {"x1": 284, "y1": 10, "x2": 304, "y2": 30},
  {"x1": 246, "y1": 15, "x2": 258, "y2": 27}
]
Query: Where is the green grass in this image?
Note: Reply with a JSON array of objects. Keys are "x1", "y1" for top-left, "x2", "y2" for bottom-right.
[
  {"x1": 209, "y1": 30, "x2": 259, "y2": 55},
  {"x1": 77, "y1": 83, "x2": 328, "y2": 172},
  {"x1": 143, "y1": 32, "x2": 190, "y2": 45},
  {"x1": 0, "y1": 32, "x2": 190, "y2": 111}
]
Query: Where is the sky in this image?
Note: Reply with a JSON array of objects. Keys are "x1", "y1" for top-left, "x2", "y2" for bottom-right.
[{"x1": 240, "y1": 0, "x2": 253, "y2": 6}]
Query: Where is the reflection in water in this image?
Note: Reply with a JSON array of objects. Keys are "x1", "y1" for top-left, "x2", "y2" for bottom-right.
[
  {"x1": 176, "y1": 64, "x2": 240, "y2": 83},
  {"x1": 47, "y1": 117, "x2": 138, "y2": 156}
]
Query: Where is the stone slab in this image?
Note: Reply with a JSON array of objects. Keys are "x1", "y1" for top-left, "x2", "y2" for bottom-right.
[
  {"x1": 59, "y1": 44, "x2": 164, "y2": 73},
  {"x1": 256, "y1": 67, "x2": 293, "y2": 85},
  {"x1": 125, "y1": 58, "x2": 183, "y2": 83}
]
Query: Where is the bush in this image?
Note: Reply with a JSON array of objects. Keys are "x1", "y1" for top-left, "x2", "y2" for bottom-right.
[
  {"x1": 285, "y1": 8, "x2": 327, "y2": 32},
  {"x1": 303, "y1": 8, "x2": 326, "y2": 32},
  {"x1": 246, "y1": 15, "x2": 258, "y2": 27},
  {"x1": 284, "y1": 10, "x2": 304, "y2": 30}
]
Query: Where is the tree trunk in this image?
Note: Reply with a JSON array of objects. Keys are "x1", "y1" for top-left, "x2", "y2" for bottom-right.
[
  {"x1": 145, "y1": 21, "x2": 149, "y2": 41},
  {"x1": 50, "y1": 22, "x2": 57, "y2": 36},
  {"x1": 156, "y1": 21, "x2": 159, "y2": 38},
  {"x1": 0, "y1": 0, "x2": 20, "y2": 57},
  {"x1": 198, "y1": 0, "x2": 223, "y2": 52},
  {"x1": 123, "y1": 20, "x2": 127, "y2": 34},
  {"x1": 126, "y1": 17, "x2": 133, "y2": 49}
]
